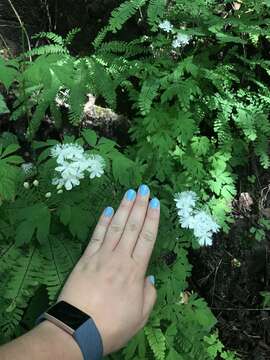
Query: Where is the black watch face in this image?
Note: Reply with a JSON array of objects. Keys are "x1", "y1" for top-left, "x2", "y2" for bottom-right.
[{"x1": 47, "y1": 301, "x2": 90, "y2": 331}]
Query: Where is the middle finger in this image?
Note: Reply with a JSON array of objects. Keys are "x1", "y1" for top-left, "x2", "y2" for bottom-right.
[{"x1": 116, "y1": 184, "x2": 150, "y2": 255}]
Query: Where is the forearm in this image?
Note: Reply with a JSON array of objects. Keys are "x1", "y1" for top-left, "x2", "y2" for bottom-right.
[{"x1": 0, "y1": 321, "x2": 83, "y2": 360}]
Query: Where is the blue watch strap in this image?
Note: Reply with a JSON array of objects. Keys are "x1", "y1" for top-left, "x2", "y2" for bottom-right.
[
  {"x1": 35, "y1": 312, "x2": 103, "y2": 360},
  {"x1": 74, "y1": 318, "x2": 103, "y2": 360}
]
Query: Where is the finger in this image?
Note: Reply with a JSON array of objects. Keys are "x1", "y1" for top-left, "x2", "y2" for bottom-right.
[
  {"x1": 102, "y1": 189, "x2": 136, "y2": 252},
  {"x1": 83, "y1": 207, "x2": 114, "y2": 258},
  {"x1": 132, "y1": 198, "x2": 160, "y2": 270},
  {"x1": 142, "y1": 276, "x2": 157, "y2": 322},
  {"x1": 117, "y1": 184, "x2": 150, "y2": 255}
]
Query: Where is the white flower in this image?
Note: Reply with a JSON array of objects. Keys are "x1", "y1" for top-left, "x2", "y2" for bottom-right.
[
  {"x1": 179, "y1": 213, "x2": 196, "y2": 229},
  {"x1": 86, "y1": 155, "x2": 105, "y2": 179},
  {"x1": 52, "y1": 175, "x2": 80, "y2": 191},
  {"x1": 175, "y1": 191, "x2": 197, "y2": 210},
  {"x1": 192, "y1": 211, "x2": 220, "y2": 246},
  {"x1": 51, "y1": 144, "x2": 84, "y2": 164},
  {"x1": 51, "y1": 143, "x2": 105, "y2": 191},
  {"x1": 172, "y1": 33, "x2": 191, "y2": 48},
  {"x1": 21, "y1": 162, "x2": 33, "y2": 175},
  {"x1": 175, "y1": 191, "x2": 219, "y2": 247},
  {"x1": 33, "y1": 180, "x2": 39, "y2": 187},
  {"x1": 159, "y1": 20, "x2": 174, "y2": 33},
  {"x1": 45, "y1": 192, "x2": 52, "y2": 198}
]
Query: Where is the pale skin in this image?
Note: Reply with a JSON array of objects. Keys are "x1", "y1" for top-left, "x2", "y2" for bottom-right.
[{"x1": 0, "y1": 185, "x2": 160, "y2": 359}]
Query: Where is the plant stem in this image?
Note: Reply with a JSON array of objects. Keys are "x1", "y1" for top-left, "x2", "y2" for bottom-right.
[{"x1": 7, "y1": 0, "x2": 32, "y2": 61}]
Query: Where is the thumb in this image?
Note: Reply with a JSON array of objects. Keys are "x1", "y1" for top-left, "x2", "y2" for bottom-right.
[{"x1": 142, "y1": 276, "x2": 157, "y2": 324}]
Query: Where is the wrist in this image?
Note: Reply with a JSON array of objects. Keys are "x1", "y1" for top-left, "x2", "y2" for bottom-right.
[{"x1": 36, "y1": 320, "x2": 83, "y2": 360}]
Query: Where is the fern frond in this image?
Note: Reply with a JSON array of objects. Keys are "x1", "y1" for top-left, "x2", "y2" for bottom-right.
[
  {"x1": 32, "y1": 32, "x2": 64, "y2": 46},
  {"x1": 23, "y1": 45, "x2": 68, "y2": 58},
  {"x1": 93, "y1": 26, "x2": 111, "y2": 49},
  {"x1": 147, "y1": 0, "x2": 166, "y2": 28},
  {"x1": 64, "y1": 28, "x2": 81, "y2": 46},
  {"x1": 145, "y1": 324, "x2": 166, "y2": 360},
  {"x1": 0, "y1": 244, "x2": 41, "y2": 337},
  {"x1": 108, "y1": 0, "x2": 148, "y2": 33},
  {"x1": 39, "y1": 236, "x2": 81, "y2": 303},
  {"x1": 68, "y1": 60, "x2": 89, "y2": 125},
  {"x1": 98, "y1": 40, "x2": 149, "y2": 58},
  {"x1": 91, "y1": 60, "x2": 116, "y2": 108},
  {"x1": 138, "y1": 79, "x2": 160, "y2": 115}
]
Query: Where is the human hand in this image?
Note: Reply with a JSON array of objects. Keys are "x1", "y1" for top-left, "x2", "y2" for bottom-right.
[{"x1": 58, "y1": 185, "x2": 160, "y2": 355}]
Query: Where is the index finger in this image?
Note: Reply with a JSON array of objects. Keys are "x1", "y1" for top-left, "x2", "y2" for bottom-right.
[{"x1": 132, "y1": 198, "x2": 160, "y2": 271}]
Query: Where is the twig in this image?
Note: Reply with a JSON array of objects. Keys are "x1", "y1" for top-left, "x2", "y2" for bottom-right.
[
  {"x1": 211, "y1": 307, "x2": 270, "y2": 311},
  {"x1": 211, "y1": 259, "x2": 222, "y2": 306},
  {"x1": 0, "y1": 33, "x2": 13, "y2": 57},
  {"x1": 7, "y1": 0, "x2": 32, "y2": 61}
]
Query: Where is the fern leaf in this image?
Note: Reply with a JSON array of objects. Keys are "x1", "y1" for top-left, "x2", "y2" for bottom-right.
[
  {"x1": 93, "y1": 26, "x2": 111, "y2": 49},
  {"x1": 108, "y1": 0, "x2": 148, "y2": 33},
  {"x1": 91, "y1": 60, "x2": 116, "y2": 108},
  {"x1": 40, "y1": 236, "x2": 81, "y2": 302},
  {"x1": 68, "y1": 61, "x2": 88, "y2": 125},
  {"x1": 32, "y1": 32, "x2": 64, "y2": 46},
  {"x1": 145, "y1": 325, "x2": 166, "y2": 360},
  {"x1": 23, "y1": 45, "x2": 68, "y2": 58},
  {"x1": 0, "y1": 244, "x2": 41, "y2": 337},
  {"x1": 147, "y1": 0, "x2": 166, "y2": 28},
  {"x1": 138, "y1": 79, "x2": 160, "y2": 115},
  {"x1": 64, "y1": 28, "x2": 81, "y2": 46}
]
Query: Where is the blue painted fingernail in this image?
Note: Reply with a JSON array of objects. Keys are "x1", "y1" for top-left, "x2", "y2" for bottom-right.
[
  {"x1": 148, "y1": 275, "x2": 155, "y2": 285},
  {"x1": 150, "y1": 198, "x2": 160, "y2": 209},
  {"x1": 125, "y1": 189, "x2": 136, "y2": 201},
  {"x1": 139, "y1": 184, "x2": 150, "y2": 196},
  {"x1": 104, "y1": 207, "x2": 114, "y2": 217}
]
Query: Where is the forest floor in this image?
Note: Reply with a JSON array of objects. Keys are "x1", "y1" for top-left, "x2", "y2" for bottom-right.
[{"x1": 192, "y1": 218, "x2": 270, "y2": 359}]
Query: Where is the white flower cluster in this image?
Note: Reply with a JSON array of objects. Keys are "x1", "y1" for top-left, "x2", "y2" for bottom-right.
[
  {"x1": 174, "y1": 191, "x2": 220, "y2": 246},
  {"x1": 172, "y1": 33, "x2": 191, "y2": 48},
  {"x1": 158, "y1": 19, "x2": 191, "y2": 48},
  {"x1": 51, "y1": 143, "x2": 105, "y2": 191},
  {"x1": 159, "y1": 20, "x2": 174, "y2": 33}
]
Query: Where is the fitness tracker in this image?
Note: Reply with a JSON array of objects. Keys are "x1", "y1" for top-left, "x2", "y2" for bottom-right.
[{"x1": 36, "y1": 301, "x2": 103, "y2": 360}]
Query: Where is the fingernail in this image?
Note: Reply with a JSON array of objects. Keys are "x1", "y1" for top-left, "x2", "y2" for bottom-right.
[
  {"x1": 150, "y1": 198, "x2": 160, "y2": 209},
  {"x1": 139, "y1": 184, "x2": 150, "y2": 196},
  {"x1": 103, "y1": 207, "x2": 114, "y2": 217},
  {"x1": 148, "y1": 275, "x2": 155, "y2": 285},
  {"x1": 125, "y1": 189, "x2": 136, "y2": 201}
]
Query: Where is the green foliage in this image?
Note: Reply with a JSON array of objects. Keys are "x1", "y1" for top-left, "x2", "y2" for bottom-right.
[
  {"x1": 0, "y1": 94, "x2": 9, "y2": 114},
  {"x1": 0, "y1": 143, "x2": 23, "y2": 202},
  {"x1": 1, "y1": 0, "x2": 268, "y2": 358},
  {"x1": 250, "y1": 218, "x2": 270, "y2": 241}
]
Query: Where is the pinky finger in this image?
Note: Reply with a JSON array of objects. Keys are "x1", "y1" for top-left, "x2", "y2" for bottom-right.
[{"x1": 83, "y1": 207, "x2": 114, "y2": 258}]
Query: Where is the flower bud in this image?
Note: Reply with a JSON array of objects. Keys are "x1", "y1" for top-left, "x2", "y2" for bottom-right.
[
  {"x1": 57, "y1": 189, "x2": 63, "y2": 194},
  {"x1": 45, "y1": 192, "x2": 52, "y2": 198},
  {"x1": 23, "y1": 182, "x2": 30, "y2": 189},
  {"x1": 33, "y1": 180, "x2": 39, "y2": 187}
]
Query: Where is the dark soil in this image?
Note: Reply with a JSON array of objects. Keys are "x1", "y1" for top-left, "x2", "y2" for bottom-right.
[{"x1": 191, "y1": 215, "x2": 270, "y2": 359}]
